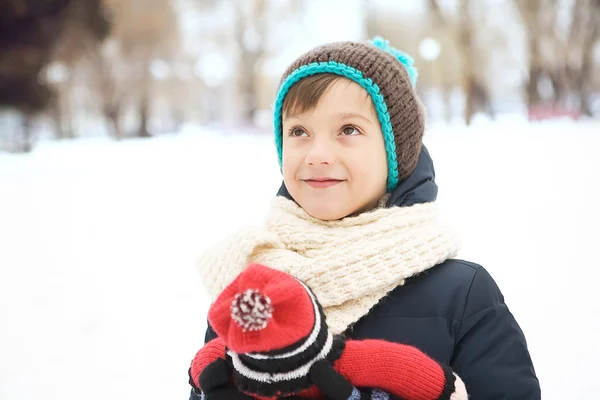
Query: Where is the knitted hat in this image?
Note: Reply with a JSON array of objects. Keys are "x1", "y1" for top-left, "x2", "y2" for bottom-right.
[
  {"x1": 208, "y1": 263, "x2": 343, "y2": 397},
  {"x1": 273, "y1": 36, "x2": 425, "y2": 192}
]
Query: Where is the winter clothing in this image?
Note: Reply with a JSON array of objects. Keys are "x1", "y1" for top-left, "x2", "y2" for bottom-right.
[
  {"x1": 195, "y1": 147, "x2": 541, "y2": 399},
  {"x1": 189, "y1": 35, "x2": 540, "y2": 399},
  {"x1": 196, "y1": 178, "x2": 460, "y2": 335},
  {"x1": 273, "y1": 36, "x2": 425, "y2": 192},
  {"x1": 189, "y1": 263, "x2": 468, "y2": 400},
  {"x1": 277, "y1": 147, "x2": 541, "y2": 399}
]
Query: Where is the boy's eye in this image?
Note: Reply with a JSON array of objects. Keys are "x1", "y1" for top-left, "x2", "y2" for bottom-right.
[
  {"x1": 341, "y1": 126, "x2": 360, "y2": 136},
  {"x1": 290, "y1": 128, "x2": 307, "y2": 137}
]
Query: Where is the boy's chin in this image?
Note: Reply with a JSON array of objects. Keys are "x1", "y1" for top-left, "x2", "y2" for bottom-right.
[{"x1": 300, "y1": 201, "x2": 357, "y2": 221}]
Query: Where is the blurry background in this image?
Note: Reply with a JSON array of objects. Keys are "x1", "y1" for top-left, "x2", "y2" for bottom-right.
[
  {"x1": 1, "y1": 0, "x2": 599, "y2": 150},
  {"x1": 0, "y1": 1, "x2": 599, "y2": 399}
]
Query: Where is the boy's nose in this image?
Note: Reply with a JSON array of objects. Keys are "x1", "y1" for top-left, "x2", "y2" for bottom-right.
[{"x1": 305, "y1": 138, "x2": 336, "y2": 166}]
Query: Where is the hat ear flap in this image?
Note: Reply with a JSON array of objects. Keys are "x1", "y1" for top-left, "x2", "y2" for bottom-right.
[{"x1": 369, "y1": 36, "x2": 418, "y2": 86}]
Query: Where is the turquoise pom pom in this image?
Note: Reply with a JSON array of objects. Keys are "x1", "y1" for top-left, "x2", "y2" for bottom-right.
[{"x1": 369, "y1": 36, "x2": 418, "y2": 86}]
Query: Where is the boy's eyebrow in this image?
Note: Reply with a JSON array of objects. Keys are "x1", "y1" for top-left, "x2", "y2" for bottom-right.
[
  {"x1": 283, "y1": 112, "x2": 374, "y2": 123},
  {"x1": 338, "y1": 112, "x2": 374, "y2": 123}
]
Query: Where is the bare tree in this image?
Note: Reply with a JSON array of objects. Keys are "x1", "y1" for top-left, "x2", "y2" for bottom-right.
[
  {"x1": 49, "y1": 0, "x2": 111, "y2": 139},
  {"x1": 516, "y1": 0, "x2": 599, "y2": 116},
  {"x1": 234, "y1": 0, "x2": 269, "y2": 126},
  {"x1": 0, "y1": 0, "x2": 109, "y2": 152},
  {"x1": 577, "y1": 0, "x2": 600, "y2": 116},
  {"x1": 457, "y1": 0, "x2": 476, "y2": 124},
  {"x1": 100, "y1": 0, "x2": 179, "y2": 138},
  {"x1": 427, "y1": 0, "x2": 454, "y2": 122},
  {"x1": 457, "y1": 0, "x2": 496, "y2": 124},
  {"x1": 426, "y1": 0, "x2": 493, "y2": 124},
  {"x1": 515, "y1": 0, "x2": 545, "y2": 109},
  {"x1": 91, "y1": 40, "x2": 129, "y2": 139}
]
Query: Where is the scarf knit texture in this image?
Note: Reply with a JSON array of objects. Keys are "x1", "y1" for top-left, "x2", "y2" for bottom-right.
[{"x1": 198, "y1": 196, "x2": 461, "y2": 335}]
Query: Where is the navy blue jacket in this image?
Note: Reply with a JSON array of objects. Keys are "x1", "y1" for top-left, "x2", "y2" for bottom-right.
[{"x1": 196, "y1": 146, "x2": 540, "y2": 399}]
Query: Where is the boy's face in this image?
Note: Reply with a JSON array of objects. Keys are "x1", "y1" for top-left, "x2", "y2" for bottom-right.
[{"x1": 282, "y1": 79, "x2": 388, "y2": 220}]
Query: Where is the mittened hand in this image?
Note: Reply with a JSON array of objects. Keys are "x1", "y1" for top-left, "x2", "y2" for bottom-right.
[
  {"x1": 309, "y1": 360, "x2": 399, "y2": 400},
  {"x1": 188, "y1": 336, "x2": 305, "y2": 400},
  {"x1": 309, "y1": 360, "x2": 355, "y2": 400},
  {"x1": 335, "y1": 339, "x2": 468, "y2": 400},
  {"x1": 197, "y1": 358, "x2": 254, "y2": 400},
  {"x1": 188, "y1": 338, "x2": 252, "y2": 400}
]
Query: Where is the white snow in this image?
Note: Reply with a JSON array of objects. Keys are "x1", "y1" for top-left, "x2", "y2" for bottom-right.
[{"x1": 1, "y1": 119, "x2": 599, "y2": 399}]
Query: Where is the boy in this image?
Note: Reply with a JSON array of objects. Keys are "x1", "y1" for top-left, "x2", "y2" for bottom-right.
[{"x1": 192, "y1": 37, "x2": 540, "y2": 399}]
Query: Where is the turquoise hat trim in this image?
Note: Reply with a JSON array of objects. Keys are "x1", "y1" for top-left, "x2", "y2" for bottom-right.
[{"x1": 273, "y1": 61, "x2": 399, "y2": 192}]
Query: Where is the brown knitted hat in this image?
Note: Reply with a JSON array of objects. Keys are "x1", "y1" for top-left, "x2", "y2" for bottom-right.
[{"x1": 273, "y1": 36, "x2": 425, "y2": 192}]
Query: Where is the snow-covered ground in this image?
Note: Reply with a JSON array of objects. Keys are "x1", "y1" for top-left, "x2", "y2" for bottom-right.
[{"x1": 0, "y1": 120, "x2": 599, "y2": 400}]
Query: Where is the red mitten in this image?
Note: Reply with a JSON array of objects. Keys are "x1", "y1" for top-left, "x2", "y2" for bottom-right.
[
  {"x1": 336, "y1": 339, "x2": 468, "y2": 400},
  {"x1": 189, "y1": 337, "x2": 227, "y2": 387}
]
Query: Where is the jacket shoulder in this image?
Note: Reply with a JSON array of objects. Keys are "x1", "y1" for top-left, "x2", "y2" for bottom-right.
[
  {"x1": 440, "y1": 259, "x2": 505, "y2": 316},
  {"x1": 426, "y1": 259, "x2": 483, "y2": 289},
  {"x1": 375, "y1": 259, "x2": 504, "y2": 322}
]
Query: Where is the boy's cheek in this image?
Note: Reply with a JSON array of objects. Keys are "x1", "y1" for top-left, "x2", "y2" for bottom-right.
[
  {"x1": 282, "y1": 153, "x2": 304, "y2": 176},
  {"x1": 281, "y1": 164, "x2": 299, "y2": 190}
]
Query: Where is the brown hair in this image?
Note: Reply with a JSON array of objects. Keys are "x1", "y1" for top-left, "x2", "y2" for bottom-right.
[{"x1": 281, "y1": 74, "x2": 347, "y2": 118}]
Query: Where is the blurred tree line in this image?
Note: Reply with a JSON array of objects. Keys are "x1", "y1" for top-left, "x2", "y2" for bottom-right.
[
  {"x1": 0, "y1": 0, "x2": 599, "y2": 153},
  {"x1": 0, "y1": 0, "x2": 110, "y2": 151}
]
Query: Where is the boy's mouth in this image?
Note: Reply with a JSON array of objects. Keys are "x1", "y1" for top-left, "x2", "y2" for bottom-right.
[{"x1": 303, "y1": 178, "x2": 344, "y2": 188}]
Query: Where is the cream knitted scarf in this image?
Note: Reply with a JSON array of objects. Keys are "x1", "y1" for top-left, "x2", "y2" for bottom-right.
[{"x1": 197, "y1": 196, "x2": 461, "y2": 334}]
